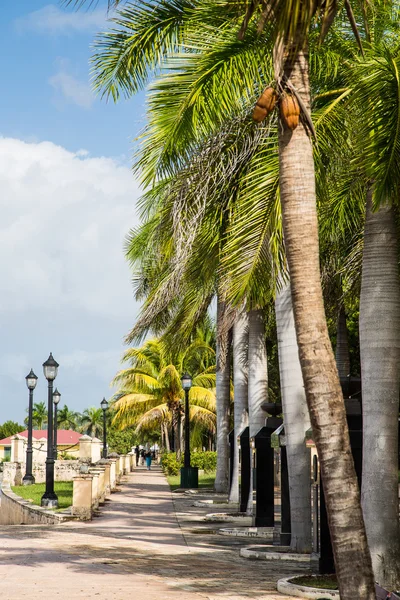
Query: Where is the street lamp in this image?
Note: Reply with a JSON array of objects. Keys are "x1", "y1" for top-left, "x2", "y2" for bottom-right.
[
  {"x1": 41, "y1": 353, "x2": 59, "y2": 508},
  {"x1": 180, "y1": 373, "x2": 198, "y2": 489},
  {"x1": 101, "y1": 398, "x2": 108, "y2": 459},
  {"x1": 22, "y1": 369, "x2": 38, "y2": 486},
  {"x1": 53, "y1": 389, "x2": 61, "y2": 460}
]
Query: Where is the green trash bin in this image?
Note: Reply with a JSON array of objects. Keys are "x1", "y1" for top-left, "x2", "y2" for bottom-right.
[{"x1": 180, "y1": 466, "x2": 199, "y2": 489}]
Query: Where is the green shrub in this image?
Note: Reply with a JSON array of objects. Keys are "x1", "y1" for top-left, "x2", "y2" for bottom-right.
[
  {"x1": 161, "y1": 452, "x2": 182, "y2": 476},
  {"x1": 59, "y1": 453, "x2": 76, "y2": 460},
  {"x1": 161, "y1": 451, "x2": 217, "y2": 475},
  {"x1": 190, "y1": 451, "x2": 217, "y2": 472}
]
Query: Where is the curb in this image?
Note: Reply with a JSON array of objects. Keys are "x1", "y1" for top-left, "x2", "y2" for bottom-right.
[
  {"x1": 240, "y1": 546, "x2": 311, "y2": 563},
  {"x1": 277, "y1": 576, "x2": 339, "y2": 599}
]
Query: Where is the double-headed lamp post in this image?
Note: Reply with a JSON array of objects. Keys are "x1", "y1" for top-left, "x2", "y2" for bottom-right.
[
  {"x1": 180, "y1": 373, "x2": 198, "y2": 488},
  {"x1": 101, "y1": 398, "x2": 108, "y2": 459},
  {"x1": 53, "y1": 389, "x2": 61, "y2": 460},
  {"x1": 41, "y1": 353, "x2": 59, "y2": 508},
  {"x1": 22, "y1": 369, "x2": 38, "y2": 486}
]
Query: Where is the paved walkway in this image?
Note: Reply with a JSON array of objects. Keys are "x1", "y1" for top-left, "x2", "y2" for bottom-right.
[{"x1": 0, "y1": 467, "x2": 303, "y2": 599}]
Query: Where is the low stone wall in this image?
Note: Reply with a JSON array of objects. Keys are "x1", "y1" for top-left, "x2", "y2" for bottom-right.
[
  {"x1": 3, "y1": 460, "x2": 81, "y2": 486},
  {"x1": 0, "y1": 486, "x2": 74, "y2": 525}
]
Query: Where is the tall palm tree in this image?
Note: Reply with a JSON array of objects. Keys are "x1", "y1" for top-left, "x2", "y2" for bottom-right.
[
  {"x1": 228, "y1": 308, "x2": 249, "y2": 504},
  {"x1": 80, "y1": 407, "x2": 104, "y2": 438},
  {"x1": 214, "y1": 297, "x2": 232, "y2": 493},
  {"x1": 30, "y1": 402, "x2": 48, "y2": 430},
  {"x1": 246, "y1": 308, "x2": 268, "y2": 514},
  {"x1": 111, "y1": 336, "x2": 216, "y2": 449},
  {"x1": 275, "y1": 280, "x2": 311, "y2": 552},
  {"x1": 359, "y1": 195, "x2": 400, "y2": 586},
  {"x1": 71, "y1": 2, "x2": 376, "y2": 593},
  {"x1": 57, "y1": 405, "x2": 80, "y2": 430}
]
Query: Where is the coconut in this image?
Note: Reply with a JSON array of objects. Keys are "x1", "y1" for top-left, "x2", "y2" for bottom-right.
[
  {"x1": 280, "y1": 94, "x2": 300, "y2": 130},
  {"x1": 252, "y1": 105, "x2": 268, "y2": 123},
  {"x1": 256, "y1": 87, "x2": 278, "y2": 114}
]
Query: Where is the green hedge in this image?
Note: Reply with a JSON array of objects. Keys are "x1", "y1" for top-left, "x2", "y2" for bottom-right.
[{"x1": 161, "y1": 451, "x2": 217, "y2": 476}]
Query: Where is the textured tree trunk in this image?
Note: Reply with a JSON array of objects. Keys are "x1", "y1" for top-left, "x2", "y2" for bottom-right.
[
  {"x1": 360, "y1": 194, "x2": 400, "y2": 587},
  {"x1": 277, "y1": 43, "x2": 375, "y2": 599},
  {"x1": 163, "y1": 423, "x2": 170, "y2": 452},
  {"x1": 228, "y1": 309, "x2": 249, "y2": 504},
  {"x1": 214, "y1": 299, "x2": 232, "y2": 494},
  {"x1": 275, "y1": 281, "x2": 311, "y2": 552},
  {"x1": 335, "y1": 307, "x2": 351, "y2": 383},
  {"x1": 246, "y1": 308, "x2": 268, "y2": 514}
]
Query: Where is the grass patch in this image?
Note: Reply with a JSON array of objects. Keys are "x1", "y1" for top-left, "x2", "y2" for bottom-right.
[
  {"x1": 12, "y1": 481, "x2": 73, "y2": 511},
  {"x1": 290, "y1": 575, "x2": 338, "y2": 590},
  {"x1": 167, "y1": 471, "x2": 216, "y2": 491}
]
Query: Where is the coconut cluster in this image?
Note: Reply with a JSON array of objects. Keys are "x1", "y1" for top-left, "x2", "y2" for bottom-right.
[{"x1": 252, "y1": 87, "x2": 301, "y2": 130}]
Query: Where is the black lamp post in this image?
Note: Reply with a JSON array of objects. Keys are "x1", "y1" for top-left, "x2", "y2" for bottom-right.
[
  {"x1": 53, "y1": 388, "x2": 61, "y2": 460},
  {"x1": 180, "y1": 373, "x2": 198, "y2": 488},
  {"x1": 101, "y1": 398, "x2": 108, "y2": 459},
  {"x1": 22, "y1": 369, "x2": 38, "y2": 486},
  {"x1": 41, "y1": 353, "x2": 59, "y2": 508}
]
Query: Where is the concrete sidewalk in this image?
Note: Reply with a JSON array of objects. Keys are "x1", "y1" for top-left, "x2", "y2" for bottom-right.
[{"x1": 0, "y1": 466, "x2": 300, "y2": 600}]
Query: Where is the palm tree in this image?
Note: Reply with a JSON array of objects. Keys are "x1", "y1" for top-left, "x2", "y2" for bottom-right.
[
  {"x1": 111, "y1": 336, "x2": 216, "y2": 450},
  {"x1": 80, "y1": 407, "x2": 104, "y2": 438},
  {"x1": 214, "y1": 297, "x2": 232, "y2": 493},
  {"x1": 246, "y1": 308, "x2": 269, "y2": 514},
  {"x1": 30, "y1": 402, "x2": 48, "y2": 430},
  {"x1": 71, "y1": 2, "x2": 376, "y2": 593},
  {"x1": 275, "y1": 280, "x2": 311, "y2": 552},
  {"x1": 228, "y1": 308, "x2": 249, "y2": 503},
  {"x1": 57, "y1": 405, "x2": 80, "y2": 430}
]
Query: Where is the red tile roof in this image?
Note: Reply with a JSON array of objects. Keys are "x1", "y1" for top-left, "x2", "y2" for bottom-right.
[{"x1": 0, "y1": 430, "x2": 82, "y2": 446}]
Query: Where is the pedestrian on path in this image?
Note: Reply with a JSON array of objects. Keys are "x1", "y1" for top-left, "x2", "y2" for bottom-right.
[{"x1": 145, "y1": 451, "x2": 152, "y2": 470}]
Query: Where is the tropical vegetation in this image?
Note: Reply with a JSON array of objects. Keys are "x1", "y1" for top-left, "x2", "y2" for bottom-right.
[
  {"x1": 110, "y1": 326, "x2": 217, "y2": 454},
  {"x1": 61, "y1": 0, "x2": 400, "y2": 596}
]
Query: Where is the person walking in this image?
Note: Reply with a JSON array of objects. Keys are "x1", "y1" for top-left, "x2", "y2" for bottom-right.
[
  {"x1": 145, "y1": 451, "x2": 152, "y2": 471},
  {"x1": 135, "y1": 446, "x2": 140, "y2": 466}
]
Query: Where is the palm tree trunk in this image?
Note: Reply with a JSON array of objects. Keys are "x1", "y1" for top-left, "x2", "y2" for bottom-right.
[
  {"x1": 335, "y1": 306, "x2": 351, "y2": 383},
  {"x1": 228, "y1": 308, "x2": 249, "y2": 504},
  {"x1": 214, "y1": 299, "x2": 232, "y2": 493},
  {"x1": 163, "y1": 422, "x2": 170, "y2": 452},
  {"x1": 360, "y1": 193, "x2": 400, "y2": 587},
  {"x1": 277, "y1": 43, "x2": 375, "y2": 599},
  {"x1": 275, "y1": 281, "x2": 311, "y2": 552},
  {"x1": 246, "y1": 308, "x2": 268, "y2": 514}
]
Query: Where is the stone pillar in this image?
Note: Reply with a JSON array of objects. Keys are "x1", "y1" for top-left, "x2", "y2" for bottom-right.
[
  {"x1": 11, "y1": 435, "x2": 26, "y2": 463},
  {"x1": 124, "y1": 454, "x2": 130, "y2": 474},
  {"x1": 72, "y1": 474, "x2": 94, "y2": 520},
  {"x1": 98, "y1": 459, "x2": 111, "y2": 496},
  {"x1": 108, "y1": 458, "x2": 117, "y2": 491},
  {"x1": 90, "y1": 471, "x2": 100, "y2": 509},
  {"x1": 90, "y1": 467, "x2": 106, "y2": 503},
  {"x1": 91, "y1": 438, "x2": 102, "y2": 463},
  {"x1": 79, "y1": 435, "x2": 93, "y2": 461},
  {"x1": 125, "y1": 454, "x2": 130, "y2": 473},
  {"x1": 130, "y1": 448, "x2": 136, "y2": 470},
  {"x1": 109, "y1": 453, "x2": 121, "y2": 482}
]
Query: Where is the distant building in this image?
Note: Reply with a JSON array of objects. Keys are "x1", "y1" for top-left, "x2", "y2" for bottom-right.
[{"x1": 0, "y1": 430, "x2": 82, "y2": 462}]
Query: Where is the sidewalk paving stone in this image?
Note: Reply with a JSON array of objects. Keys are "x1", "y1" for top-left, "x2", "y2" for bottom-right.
[{"x1": 0, "y1": 466, "x2": 306, "y2": 599}]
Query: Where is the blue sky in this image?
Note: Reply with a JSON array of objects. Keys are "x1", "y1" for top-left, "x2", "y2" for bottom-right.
[
  {"x1": 0, "y1": 2, "x2": 148, "y2": 424},
  {"x1": 0, "y1": 2, "x2": 146, "y2": 158}
]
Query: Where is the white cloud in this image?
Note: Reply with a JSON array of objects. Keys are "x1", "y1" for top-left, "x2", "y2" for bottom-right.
[
  {"x1": 59, "y1": 349, "x2": 122, "y2": 376},
  {"x1": 49, "y1": 70, "x2": 94, "y2": 109},
  {"x1": 15, "y1": 5, "x2": 106, "y2": 35},
  {"x1": 0, "y1": 137, "x2": 141, "y2": 319}
]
